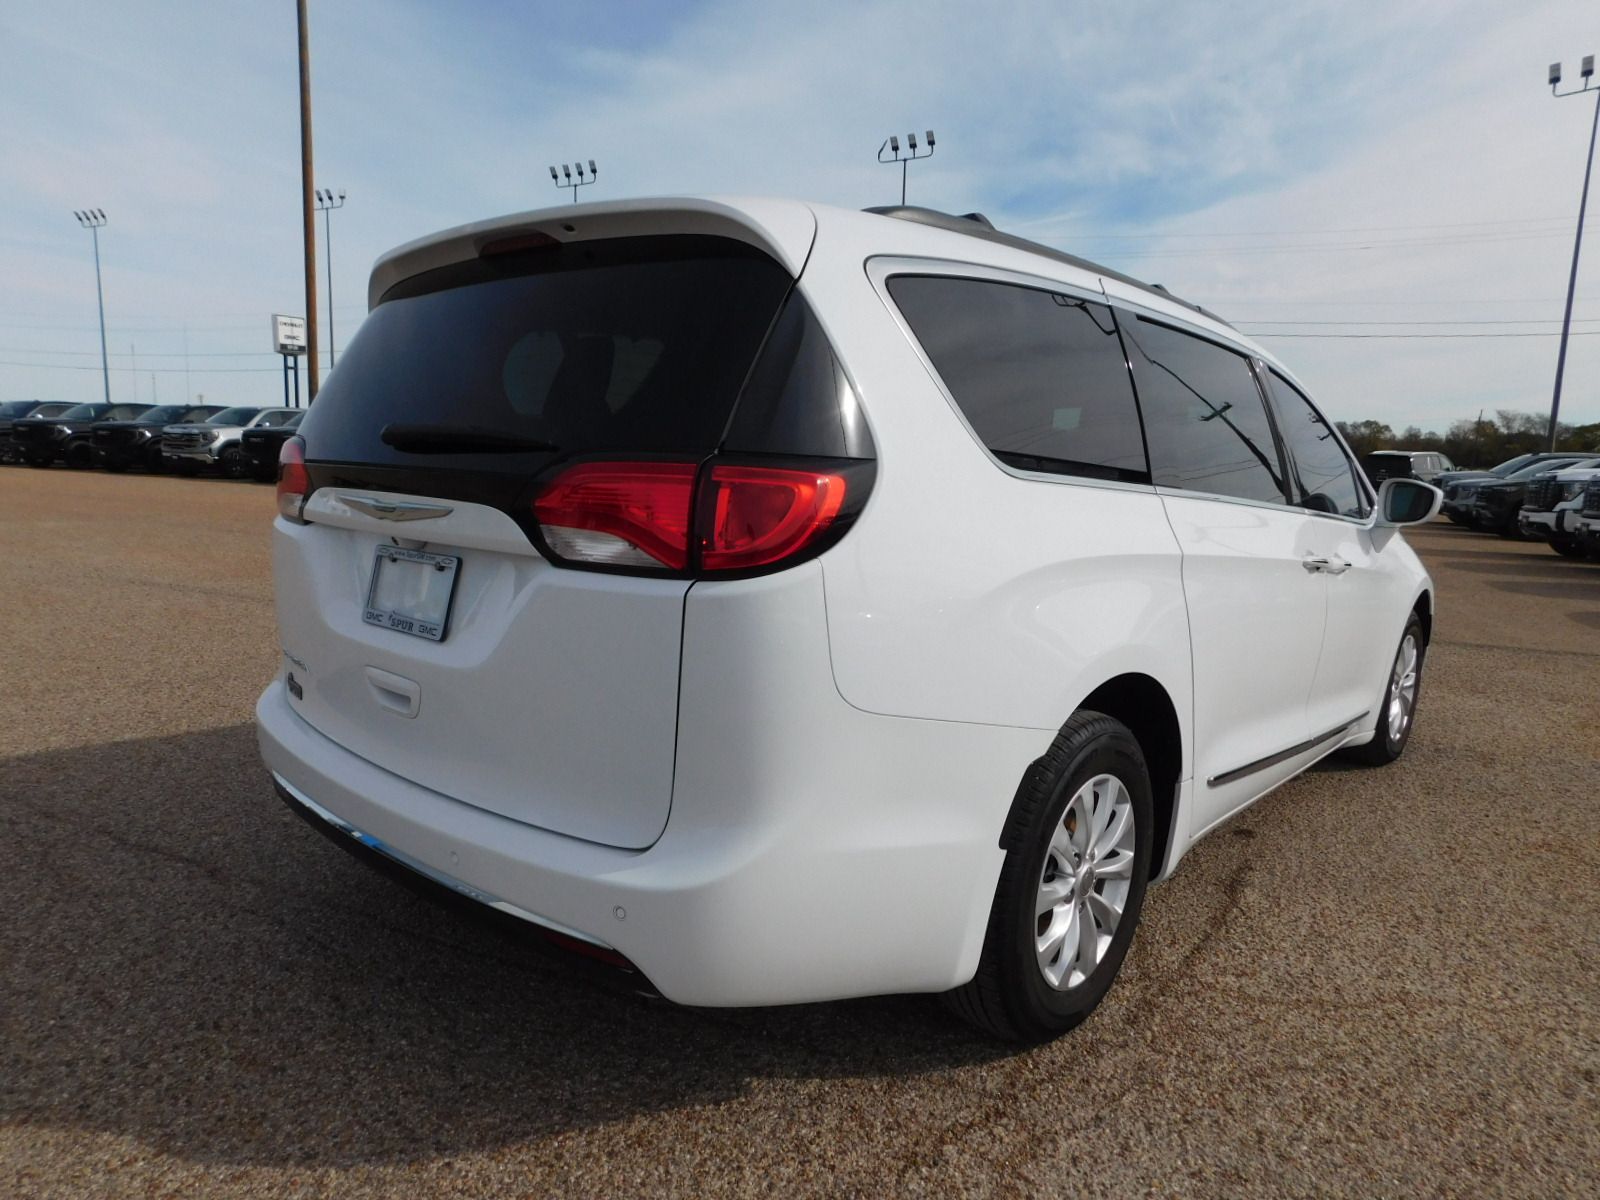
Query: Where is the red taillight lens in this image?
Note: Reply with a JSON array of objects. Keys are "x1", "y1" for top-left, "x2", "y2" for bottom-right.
[
  {"x1": 276, "y1": 435, "x2": 310, "y2": 522},
  {"x1": 699, "y1": 465, "x2": 847, "y2": 571},
  {"x1": 532, "y1": 461, "x2": 698, "y2": 570}
]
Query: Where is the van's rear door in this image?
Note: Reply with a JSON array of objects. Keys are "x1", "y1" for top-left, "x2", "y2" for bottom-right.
[{"x1": 278, "y1": 227, "x2": 805, "y2": 849}]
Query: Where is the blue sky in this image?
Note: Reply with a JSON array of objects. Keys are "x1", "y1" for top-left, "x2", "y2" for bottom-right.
[{"x1": 1, "y1": 0, "x2": 1597, "y2": 432}]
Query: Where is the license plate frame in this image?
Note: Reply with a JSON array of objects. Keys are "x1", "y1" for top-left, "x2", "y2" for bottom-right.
[{"x1": 362, "y1": 546, "x2": 460, "y2": 642}]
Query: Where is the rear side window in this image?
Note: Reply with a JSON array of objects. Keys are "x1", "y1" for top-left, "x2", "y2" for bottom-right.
[
  {"x1": 888, "y1": 276, "x2": 1149, "y2": 482},
  {"x1": 300, "y1": 236, "x2": 793, "y2": 468},
  {"x1": 1264, "y1": 372, "x2": 1369, "y2": 519},
  {"x1": 1120, "y1": 317, "x2": 1286, "y2": 504}
]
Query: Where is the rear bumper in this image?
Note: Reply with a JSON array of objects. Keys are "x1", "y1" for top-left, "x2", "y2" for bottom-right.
[{"x1": 257, "y1": 600, "x2": 1034, "y2": 1008}]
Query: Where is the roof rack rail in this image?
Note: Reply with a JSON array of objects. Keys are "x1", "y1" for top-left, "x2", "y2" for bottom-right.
[{"x1": 861, "y1": 205, "x2": 1231, "y2": 329}]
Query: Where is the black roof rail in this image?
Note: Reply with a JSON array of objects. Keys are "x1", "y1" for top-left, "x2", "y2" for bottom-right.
[{"x1": 862, "y1": 205, "x2": 1232, "y2": 329}]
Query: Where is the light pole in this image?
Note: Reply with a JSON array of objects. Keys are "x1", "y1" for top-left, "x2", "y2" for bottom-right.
[
  {"x1": 550, "y1": 160, "x2": 597, "y2": 203},
  {"x1": 315, "y1": 188, "x2": 346, "y2": 367},
  {"x1": 878, "y1": 130, "x2": 936, "y2": 206},
  {"x1": 72, "y1": 209, "x2": 111, "y2": 404},
  {"x1": 296, "y1": 0, "x2": 320, "y2": 400},
  {"x1": 1547, "y1": 54, "x2": 1598, "y2": 451}
]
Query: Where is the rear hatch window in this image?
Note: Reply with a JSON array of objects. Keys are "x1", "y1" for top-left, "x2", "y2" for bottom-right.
[{"x1": 301, "y1": 236, "x2": 793, "y2": 483}]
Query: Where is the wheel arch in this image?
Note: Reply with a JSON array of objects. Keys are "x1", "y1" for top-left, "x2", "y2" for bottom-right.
[
  {"x1": 1412, "y1": 588, "x2": 1433, "y2": 645},
  {"x1": 1004, "y1": 671, "x2": 1185, "y2": 882}
]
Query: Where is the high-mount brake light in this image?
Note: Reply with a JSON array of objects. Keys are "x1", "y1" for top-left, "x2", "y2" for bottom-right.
[
  {"x1": 533, "y1": 461, "x2": 698, "y2": 570},
  {"x1": 276, "y1": 435, "x2": 311, "y2": 523},
  {"x1": 699, "y1": 465, "x2": 847, "y2": 571},
  {"x1": 532, "y1": 460, "x2": 851, "y2": 574}
]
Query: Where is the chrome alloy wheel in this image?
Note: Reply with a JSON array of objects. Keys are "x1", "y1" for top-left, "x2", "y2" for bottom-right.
[
  {"x1": 1034, "y1": 773, "x2": 1136, "y2": 990},
  {"x1": 1386, "y1": 633, "x2": 1420, "y2": 743}
]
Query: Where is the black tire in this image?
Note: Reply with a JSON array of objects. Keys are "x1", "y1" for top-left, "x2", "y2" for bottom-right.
[
  {"x1": 63, "y1": 441, "x2": 94, "y2": 469},
  {"x1": 1339, "y1": 613, "x2": 1426, "y2": 767},
  {"x1": 146, "y1": 449, "x2": 167, "y2": 473},
  {"x1": 1550, "y1": 536, "x2": 1586, "y2": 559},
  {"x1": 945, "y1": 711, "x2": 1154, "y2": 1042},
  {"x1": 220, "y1": 446, "x2": 247, "y2": 479}
]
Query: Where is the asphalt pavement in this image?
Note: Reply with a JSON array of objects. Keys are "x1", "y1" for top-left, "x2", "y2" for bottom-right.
[{"x1": 2, "y1": 467, "x2": 1597, "y2": 1198}]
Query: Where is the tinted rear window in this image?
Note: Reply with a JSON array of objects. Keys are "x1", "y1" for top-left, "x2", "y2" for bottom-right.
[
  {"x1": 888, "y1": 276, "x2": 1148, "y2": 482},
  {"x1": 300, "y1": 236, "x2": 793, "y2": 468}
]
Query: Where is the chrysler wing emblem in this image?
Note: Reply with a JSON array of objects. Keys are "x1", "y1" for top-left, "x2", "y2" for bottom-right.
[{"x1": 340, "y1": 494, "x2": 454, "y2": 522}]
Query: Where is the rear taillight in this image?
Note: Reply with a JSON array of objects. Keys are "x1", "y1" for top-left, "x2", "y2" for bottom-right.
[
  {"x1": 532, "y1": 461, "x2": 698, "y2": 570},
  {"x1": 276, "y1": 435, "x2": 310, "y2": 523},
  {"x1": 699, "y1": 465, "x2": 847, "y2": 571},
  {"x1": 532, "y1": 460, "x2": 854, "y2": 575}
]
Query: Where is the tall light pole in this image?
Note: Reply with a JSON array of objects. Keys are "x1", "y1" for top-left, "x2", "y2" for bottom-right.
[
  {"x1": 315, "y1": 188, "x2": 346, "y2": 367},
  {"x1": 297, "y1": 0, "x2": 320, "y2": 400},
  {"x1": 1547, "y1": 55, "x2": 1598, "y2": 451},
  {"x1": 72, "y1": 209, "x2": 111, "y2": 404},
  {"x1": 550, "y1": 160, "x2": 597, "y2": 203},
  {"x1": 877, "y1": 130, "x2": 936, "y2": 206}
]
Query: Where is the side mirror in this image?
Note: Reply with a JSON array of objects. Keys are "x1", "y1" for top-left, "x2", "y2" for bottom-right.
[{"x1": 1376, "y1": 477, "x2": 1441, "y2": 527}]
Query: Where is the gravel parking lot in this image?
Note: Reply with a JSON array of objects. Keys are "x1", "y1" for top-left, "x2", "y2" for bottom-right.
[{"x1": 2, "y1": 467, "x2": 1597, "y2": 1198}]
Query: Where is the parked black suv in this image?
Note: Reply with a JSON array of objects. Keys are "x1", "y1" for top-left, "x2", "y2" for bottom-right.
[
  {"x1": 1439, "y1": 452, "x2": 1587, "y2": 524},
  {"x1": 1464, "y1": 456, "x2": 1600, "y2": 536},
  {"x1": 0, "y1": 401, "x2": 73, "y2": 464},
  {"x1": 91, "y1": 404, "x2": 223, "y2": 472},
  {"x1": 238, "y1": 409, "x2": 303, "y2": 481},
  {"x1": 12, "y1": 403, "x2": 150, "y2": 467},
  {"x1": 1363, "y1": 450, "x2": 1454, "y2": 485}
]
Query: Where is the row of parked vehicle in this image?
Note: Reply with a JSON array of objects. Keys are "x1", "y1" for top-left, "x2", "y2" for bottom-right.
[
  {"x1": 0, "y1": 400, "x2": 302, "y2": 482},
  {"x1": 1364, "y1": 448, "x2": 1600, "y2": 559}
]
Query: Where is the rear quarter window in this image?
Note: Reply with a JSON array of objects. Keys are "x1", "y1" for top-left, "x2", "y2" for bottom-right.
[{"x1": 887, "y1": 275, "x2": 1149, "y2": 483}]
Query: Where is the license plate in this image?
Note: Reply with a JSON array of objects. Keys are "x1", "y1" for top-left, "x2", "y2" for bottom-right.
[{"x1": 363, "y1": 546, "x2": 460, "y2": 642}]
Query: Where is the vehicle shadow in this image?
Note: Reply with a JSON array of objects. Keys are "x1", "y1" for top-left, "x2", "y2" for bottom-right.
[
  {"x1": 0, "y1": 724, "x2": 1011, "y2": 1169},
  {"x1": 1491, "y1": 579, "x2": 1600, "y2": 601},
  {"x1": 1428, "y1": 557, "x2": 1600, "y2": 578}
]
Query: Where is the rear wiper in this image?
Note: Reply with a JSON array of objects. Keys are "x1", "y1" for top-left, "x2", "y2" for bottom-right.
[{"x1": 380, "y1": 423, "x2": 559, "y2": 454}]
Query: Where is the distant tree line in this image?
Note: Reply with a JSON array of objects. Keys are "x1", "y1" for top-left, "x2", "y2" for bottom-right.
[{"x1": 1336, "y1": 410, "x2": 1600, "y2": 468}]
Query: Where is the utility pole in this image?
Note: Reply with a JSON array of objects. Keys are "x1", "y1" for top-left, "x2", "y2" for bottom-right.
[
  {"x1": 1547, "y1": 55, "x2": 1598, "y2": 451},
  {"x1": 877, "y1": 130, "x2": 936, "y2": 205},
  {"x1": 550, "y1": 161, "x2": 598, "y2": 203},
  {"x1": 72, "y1": 209, "x2": 111, "y2": 404},
  {"x1": 315, "y1": 188, "x2": 346, "y2": 367},
  {"x1": 297, "y1": 0, "x2": 320, "y2": 399}
]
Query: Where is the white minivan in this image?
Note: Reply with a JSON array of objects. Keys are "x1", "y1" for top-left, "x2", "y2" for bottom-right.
[{"x1": 257, "y1": 198, "x2": 1440, "y2": 1041}]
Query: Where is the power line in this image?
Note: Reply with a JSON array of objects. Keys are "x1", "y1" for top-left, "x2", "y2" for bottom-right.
[
  {"x1": 1235, "y1": 317, "x2": 1600, "y2": 326},
  {"x1": 1237, "y1": 329, "x2": 1600, "y2": 339}
]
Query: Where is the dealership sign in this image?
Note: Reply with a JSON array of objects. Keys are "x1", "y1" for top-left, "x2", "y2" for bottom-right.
[{"x1": 272, "y1": 314, "x2": 308, "y2": 356}]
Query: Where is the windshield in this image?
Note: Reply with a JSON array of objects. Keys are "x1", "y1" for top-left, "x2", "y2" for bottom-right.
[
  {"x1": 135, "y1": 405, "x2": 190, "y2": 424},
  {"x1": 207, "y1": 407, "x2": 261, "y2": 425},
  {"x1": 179, "y1": 406, "x2": 222, "y2": 422},
  {"x1": 1508, "y1": 458, "x2": 1581, "y2": 480},
  {"x1": 103, "y1": 404, "x2": 149, "y2": 421},
  {"x1": 58, "y1": 404, "x2": 106, "y2": 420},
  {"x1": 1490, "y1": 454, "x2": 1535, "y2": 476}
]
